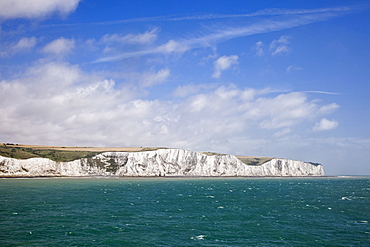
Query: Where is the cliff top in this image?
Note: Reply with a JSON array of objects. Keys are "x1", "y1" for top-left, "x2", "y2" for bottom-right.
[
  {"x1": 1, "y1": 143, "x2": 161, "y2": 152},
  {"x1": 0, "y1": 143, "x2": 272, "y2": 166}
]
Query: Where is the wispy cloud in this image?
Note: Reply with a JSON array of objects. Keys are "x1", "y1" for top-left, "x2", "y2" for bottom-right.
[
  {"x1": 270, "y1": 36, "x2": 290, "y2": 55},
  {"x1": 286, "y1": 65, "x2": 303, "y2": 73},
  {"x1": 254, "y1": 36, "x2": 291, "y2": 57},
  {"x1": 303, "y1": 91, "x2": 343, "y2": 95},
  {"x1": 49, "y1": 6, "x2": 357, "y2": 26},
  {"x1": 94, "y1": 8, "x2": 352, "y2": 63},
  {"x1": 165, "y1": 6, "x2": 356, "y2": 21},
  {"x1": 101, "y1": 28, "x2": 159, "y2": 45},
  {"x1": 254, "y1": 41, "x2": 265, "y2": 56},
  {"x1": 92, "y1": 39, "x2": 189, "y2": 63}
]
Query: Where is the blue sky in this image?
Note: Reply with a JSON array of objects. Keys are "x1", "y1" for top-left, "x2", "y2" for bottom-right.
[{"x1": 0, "y1": 0, "x2": 369, "y2": 175}]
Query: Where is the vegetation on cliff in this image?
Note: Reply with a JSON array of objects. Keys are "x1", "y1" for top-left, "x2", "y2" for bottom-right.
[
  {"x1": 0, "y1": 144, "x2": 100, "y2": 162},
  {"x1": 0, "y1": 143, "x2": 271, "y2": 166}
]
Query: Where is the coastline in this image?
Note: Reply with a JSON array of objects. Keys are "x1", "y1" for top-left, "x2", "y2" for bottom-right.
[{"x1": 1, "y1": 175, "x2": 368, "y2": 180}]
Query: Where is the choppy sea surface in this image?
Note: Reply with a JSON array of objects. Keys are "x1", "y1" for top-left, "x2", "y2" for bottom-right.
[{"x1": 0, "y1": 177, "x2": 369, "y2": 246}]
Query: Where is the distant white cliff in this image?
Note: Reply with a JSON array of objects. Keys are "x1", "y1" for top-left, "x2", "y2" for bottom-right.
[{"x1": 0, "y1": 148, "x2": 324, "y2": 177}]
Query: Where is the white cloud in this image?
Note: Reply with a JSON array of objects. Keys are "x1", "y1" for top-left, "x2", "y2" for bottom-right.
[
  {"x1": 0, "y1": 37, "x2": 37, "y2": 56},
  {"x1": 0, "y1": 62, "x2": 340, "y2": 150},
  {"x1": 102, "y1": 28, "x2": 159, "y2": 45},
  {"x1": 156, "y1": 40, "x2": 189, "y2": 54},
  {"x1": 0, "y1": 0, "x2": 81, "y2": 20},
  {"x1": 17, "y1": 61, "x2": 83, "y2": 90},
  {"x1": 313, "y1": 118, "x2": 339, "y2": 131},
  {"x1": 12, "y1": 37, "x2": 37, "y2": 52},
  {"x1": 43, "y1": 37, "x2": 75, "y2": 56},
  {"x1": 140, "y1": 69, "x2": 170, "y2": 87},
  {"x1": 270, "y1": 36, "x2": 290, "y2": 55},
  {"x1": 245, "y1": 92, "x2": 333, "y2": 129},
  {"x1": 212, "y1": 55, "x2": 238, "y2": 78}
]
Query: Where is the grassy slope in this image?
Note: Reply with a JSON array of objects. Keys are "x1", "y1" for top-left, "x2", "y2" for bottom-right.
[
  {"x1": 0, "y1": 144, "x2": 101, "y2": 162},
  {"x1": 0, "y1": 143, "x2": 272, "y2": 165}
]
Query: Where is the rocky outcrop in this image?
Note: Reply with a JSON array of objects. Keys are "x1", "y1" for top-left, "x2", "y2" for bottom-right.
[{"x1": 0, "y1": 148, "x2": 324, "y2": 177}]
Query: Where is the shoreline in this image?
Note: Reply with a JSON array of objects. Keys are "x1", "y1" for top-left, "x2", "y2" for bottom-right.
[{"x1": 1, "y1": 175, "x2": 369, "y2": 180}]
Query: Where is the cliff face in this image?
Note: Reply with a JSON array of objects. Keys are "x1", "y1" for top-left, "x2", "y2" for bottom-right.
[{"x1": 0, "y1": 148, "x2": 324, "y2": 177}]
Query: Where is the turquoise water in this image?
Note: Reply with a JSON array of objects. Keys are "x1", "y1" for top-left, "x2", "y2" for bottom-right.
[{"x1": 0, "y1": 177, "x2": 369, "y2": 246}]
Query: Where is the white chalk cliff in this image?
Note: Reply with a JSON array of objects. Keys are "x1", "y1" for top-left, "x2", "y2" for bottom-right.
[{"x1": 0, "y1": 148, "x2": 324, "y2": 177}]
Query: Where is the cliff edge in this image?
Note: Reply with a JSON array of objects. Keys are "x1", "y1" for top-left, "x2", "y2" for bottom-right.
[{"x1": 0, "y1": 148, "x2": 324, "y2": 177}]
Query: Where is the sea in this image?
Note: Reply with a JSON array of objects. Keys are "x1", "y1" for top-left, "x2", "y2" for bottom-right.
[{"x1": 0, "y1": 177, "x2": 369, "y2": 246}]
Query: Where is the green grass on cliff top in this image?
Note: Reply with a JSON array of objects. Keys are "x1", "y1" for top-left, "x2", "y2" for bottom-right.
[
  {"x1": 0, "y1": 143, "x2": 272, "y2": 165},
  {"x1": 0, "y1": 144, "x2": 101, "y2": 162}
]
